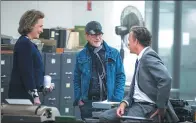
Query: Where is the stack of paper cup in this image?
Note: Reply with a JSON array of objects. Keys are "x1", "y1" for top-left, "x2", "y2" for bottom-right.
[{"x1": 44, "y1": 75, "x2": 52, "y2": 88}]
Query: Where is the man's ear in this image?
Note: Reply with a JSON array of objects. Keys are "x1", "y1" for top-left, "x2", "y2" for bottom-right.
[{"x1": 135, "y1": 38, "x2": 139, "y2": 45}]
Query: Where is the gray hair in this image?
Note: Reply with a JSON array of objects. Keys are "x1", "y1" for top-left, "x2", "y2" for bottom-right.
[{"x1": 18, "y1": 9, "x2": 44, "y2": 35}]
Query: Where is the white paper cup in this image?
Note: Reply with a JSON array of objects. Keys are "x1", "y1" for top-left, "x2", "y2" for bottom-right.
[{"x1": 44, "y1": 75, "x2": 52, "y2": 88}]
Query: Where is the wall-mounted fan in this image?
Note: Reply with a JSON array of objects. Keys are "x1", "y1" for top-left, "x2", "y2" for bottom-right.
[{"x1": 115, "y1": 5, "x2": 144, "y2": 62}]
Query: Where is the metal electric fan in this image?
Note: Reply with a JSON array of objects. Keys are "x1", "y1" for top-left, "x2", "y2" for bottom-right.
[{"x1": 115, "y1": 5, "x2": 144, "y2": 62}]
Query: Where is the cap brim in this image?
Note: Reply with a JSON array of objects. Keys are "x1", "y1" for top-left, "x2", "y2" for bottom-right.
[{"x1": 87, "y1": 30, "x2": 103, "y2": 35}]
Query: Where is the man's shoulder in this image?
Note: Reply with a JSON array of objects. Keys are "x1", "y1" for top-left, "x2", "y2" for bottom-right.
[
  {"x1": 108, "y1": 45, "x2": 119, "y2": 53},
  {"x1": 76, "y1": 47, "x2": 88, "y2": 58},
  {"x1": 103, "y1": 41, "x2": 119, "y2": 54},
  {"x1": 141, "y1": 47, "x2": 162, "y2": 63},
  {"x1": 102, "y1": 42, "x2": 121, "y2": 61},
  {"x1": 77, "y1": 47, "x2": 87, "y2": 54}
]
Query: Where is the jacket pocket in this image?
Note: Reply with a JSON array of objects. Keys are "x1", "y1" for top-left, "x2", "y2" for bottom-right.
[
  {"x1": 78, "y1": 58, "x2": 88, "y2": 64},
  {"x1": 78, "y1": 58, "x2": 89, "y2": 74}
]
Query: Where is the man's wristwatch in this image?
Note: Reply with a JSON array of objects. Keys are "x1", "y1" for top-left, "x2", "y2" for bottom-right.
[{"x1": 28, "y1": 89, "x2": 39, "y2": 98}]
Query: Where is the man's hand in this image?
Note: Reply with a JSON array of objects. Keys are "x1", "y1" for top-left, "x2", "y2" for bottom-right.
[
  {"x1": 78, "y1": 100, "x2": 84, "y2": 106},
  {"x1": 49, "y1": 84, "x2": 54, "y2": 92},
  {"x1": 150, "y1": 108, "x2": 166, "y2": 122},
  {"x1": 116, "y1": 102, "x2": 127, "y2": 117},
  {"x1": 34, "y1": 97, "x2": 41, "y2": 105},
  {"x1": 43, "y1": 84, "x2": 54, "y2": 94}
]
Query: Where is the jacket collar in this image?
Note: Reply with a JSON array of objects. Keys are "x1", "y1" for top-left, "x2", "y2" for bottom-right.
[{"x1": 82, "y1": 40, "x2": 114, "y2": 61}]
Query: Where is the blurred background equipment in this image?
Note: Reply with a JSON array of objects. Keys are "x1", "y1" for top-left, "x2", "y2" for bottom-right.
[
  {"x1": 170, "y1": 98, "x2": 196, "y2": 122},
  {"x1": 66, "y1": 32, "x2": 79, "y2": 50},
  {"x1": 39, "y1": 27, "x2": 69, "y2": 53},
  {"x1": 32, "y1": 39, "x2": 44, "y2": 52},
  {"x1": 39, "y1": 27, "x2": 81, "y2": 53},
  {"x1": 1, "y1": 34, "x2": 15, "y2": 51},
  {"x1": 115, "y1": 5, "x2": 144, "y2": 62},
  {"x1": 74, "y1": 26, "x2": 86, "y2": 48},
  {"x1": 1, "y1": 99, "x2": 60, "y2": 123},
  {"x1": 39, "y1": 38, "x2": 57, "y2": 53}
]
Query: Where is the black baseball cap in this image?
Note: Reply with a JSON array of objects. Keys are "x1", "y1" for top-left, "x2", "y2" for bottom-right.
[{"x1": 85, "y1": 21, "x2": 104, "y2": 35}]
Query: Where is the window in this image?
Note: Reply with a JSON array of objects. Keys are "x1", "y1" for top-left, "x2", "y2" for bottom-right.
[
  {"x1": 180, "y1": 1, "x2": 196, "y2": 100},
  {"x1": 145, "y1": 1, "x2": 196, "y2": 100}
]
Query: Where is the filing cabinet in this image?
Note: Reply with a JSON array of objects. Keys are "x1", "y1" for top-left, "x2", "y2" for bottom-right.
[
  {"x1": 62, "y1": 105, "x2": 74, "y2": 116},
  {"x1": 41, "y1": 53, "x2": 45, "y2": 66},
  {"x1": 1, "y1": 54, "x2": 12, "y2": 84},
  {"x1": 1, "y1": 52, "x2": 81, "y2": 117},
  {"x1": 39, "y1": 53, "x2": 45, "y2": 102},
  {"x1": 60, "y1": 52, "x2": 77, "y2": 115},
  {"x1": 1, "y1": 75, "x2": 10, "y2": 85},
  {"x1": 43, "y1": 91, "x2": 59, "y2": 108},
  {"x1": 1, "y1": 53, "x2": 12, "y2": 103},
  {"x1": 61, "y1": 52, "x2": 76, "y2": 81},
  {"x1": 60, "y1": 81, "x2": 74, "y2": 115},
  {"x1": 60, "y1": 81, "x2": 74, "y2": 103},
  {"x1": 75, "y1": 106, "x2": 81, "y2": 119},
  {"x1": 43, "y1": 80, "x2": 60, "y2": 108},
  {"x1": 1, "y1": 54, "x2": 12, "y2": 75},
  {"x1": 1, "y1": 84, "x2": 9, "y2": 103},
  {"x1": 43, "y1": 53, "x2": 61, "y2": 109},
  {"x1": 45, "y1": 53, "x2": 61, "y2": 79},
  {"x1": 50, "y1": 29, "x2": 60, "y2": 47},
  {"x1": 39, "y1": 28, "x2": 50, "y2": 39},
  {"x1": 41, "y1": 53, "x2": 45, "y2": 75},
  {"x1": 10, "y1": 53, "x2": 13, "y2": 70}
]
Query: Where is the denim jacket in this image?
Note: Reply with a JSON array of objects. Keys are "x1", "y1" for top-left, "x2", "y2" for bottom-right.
[{"x1": 73, "y1": 41, "x2": 126, "y2": 106}]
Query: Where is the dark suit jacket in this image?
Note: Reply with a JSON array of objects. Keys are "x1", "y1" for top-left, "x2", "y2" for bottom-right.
[
  {"x1": 8, "y1": 35, "x2": 44, "y2": 102},
  {"x1": 124, "y1": 47, "x2": 172, "y2": 109}
]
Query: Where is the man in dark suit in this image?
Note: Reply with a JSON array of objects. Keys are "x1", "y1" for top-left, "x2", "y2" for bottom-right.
[{"x1": 99, "y1": 26, "x2": 172, "y2": 123}]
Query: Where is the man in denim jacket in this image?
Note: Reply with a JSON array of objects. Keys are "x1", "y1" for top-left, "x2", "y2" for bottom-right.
[{"x1": 73, "y1": 21, "x2": 126, "y2": 120}]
